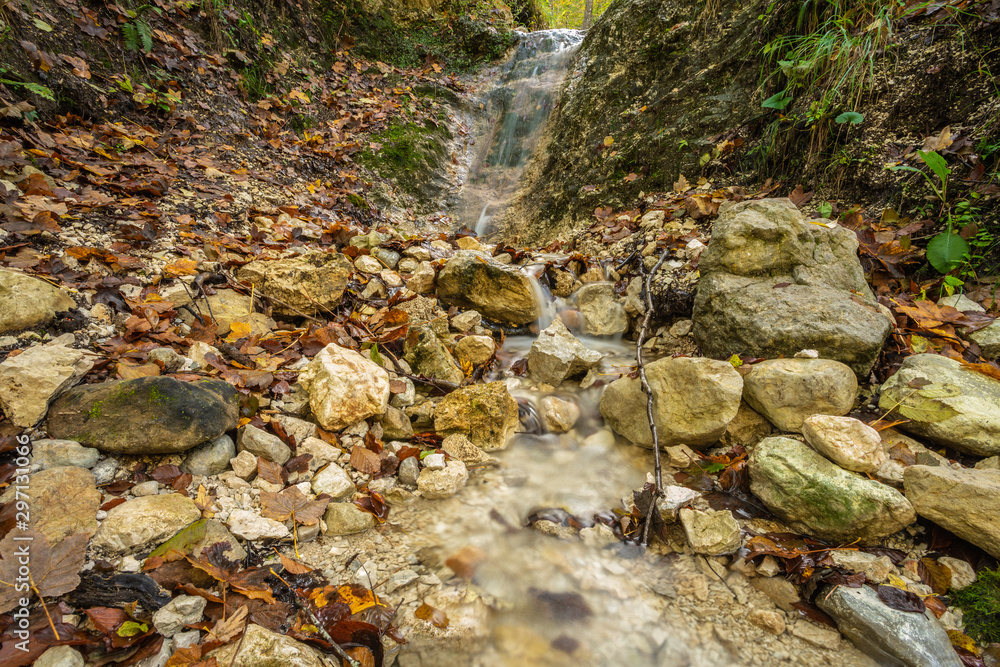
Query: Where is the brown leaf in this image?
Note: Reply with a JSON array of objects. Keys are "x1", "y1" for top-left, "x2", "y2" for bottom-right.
[
  {"x1": 60, "y1": 54, "x2": 92, "y2": 79},
  {"x1": 0, "y1": 530, "x2": 87, "y2": 612},
  {"x1": 414, "y1": 602, "x2": 448, "y2": 628},
  {"x1": 350, "y1": 445, "x2": 380, "y2": 474},
  {"x1": 206, "y1": 604, "x2": 247, "y2": 643},
  {"x1": 260, "y1": 486, "x2": 330, "y2": 526},
  {"x1": 257, "y1": 458, "x2": 286, "y2": 486},
  {"x1": 876, "y1": 585, "x2": 926, "y2": 613},
  {"x1": 279, "y1": 553, "x2": 313, "y2": 575}
]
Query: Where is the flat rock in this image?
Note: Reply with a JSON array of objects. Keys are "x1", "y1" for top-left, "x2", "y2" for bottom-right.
[
  {"x1": 441, "y1": 433, "x2": 496, "y2": 465},
  {"x1": 816, "y1": 584, "x2": 962, "y2": 667},
  {"x1": 226, "y1": 509, "x2": 290, "y2": 541},
  {"x1": 418, "y1": 460, "x2": 468, "y2": 499},
  {"x1": 436, "y1": 250, "x2": 540, "y2": 325},
  {"x1": 46, "y1": 377, "x2": 239, "y2": 454},
  {"x1": 903, "y1": 465, "x2": 1000, "y2": 558},
  {"x1": 323, "y1": 502, "x2": 376, "y2": 535},
  {"x1": 209, "y1": 624, "x2": 325, "y2": 667},
  {"x1": 31, "y1": 439, "x2": 99, "y2": 470},
  {"x1": 33, "y1": 646, "x2": 84, "y2": 667},
  {"x1": 310, "y1": 463, "x2": 355, "y2": 501},
  {"x1": 0, "y1": 466, "x2": 99, "y2": 542},
  {"x1": 879, "y1": 353, "x2": 1000, "y2": 457},
  {"x1": 528, "y1": 318, "x2": 602, "y2": 385},
  {"x1": 599, "y1": 356, "x2": 742, "y2": 449},
  {"x1": 742, "y1": 358, "x2": 857, "y2": 432},
  {"x1": 802, "y1": 414, "x2": 886, "y2": 473},
  {"x1": 0, "y1": 344, "x2": 94, "y2": 427},
  {"x1": 91, "y1": 493, "x2": 201, "y2": 555},
  {"x1": 237, "y1": 425, "x2": 291, "y2": 464},
  {"x1": 403, "y1": 325, "x2": 464, "y2": 384},
  {"x1": 433, "y1": 381, "x2": 519, "y2": 451},
  {"x1": 181, "y1": 434, "x2": 235, "y2": 476},
  {"x1": 238, "y1": 250, "x2": 353, "y2": 317},
  {"x1": 576, "y1": 282, "x2": 628, "y2": 336},
  {"x1": 0, "y1": 268, "x2": 75, "y2": 334},
  {"x1": 679, "y1": 508, "x2": 741, "y2": 555},
  {"x1": 540, "y1": 395, "x2": 580, "y2": 433},
  {"x1": 296, "y1": 343, "x2": 390, "y2": 431},
  {"x1": 165, "y1": 286, "x2": 274, "y2": 337},
  {"x1": 749, "y1": 437, "x2": 915, "y2": 542},
  {"x1": 152, "y1": 595, "x2": 206, "y2": 637}
]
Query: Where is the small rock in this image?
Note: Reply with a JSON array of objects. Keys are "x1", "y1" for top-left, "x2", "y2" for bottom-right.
[
  {"x1": 455, "y1": 335, "x2": 496, "y2": 366},
  {"x1": 323, "y1": 502, "x2": 376, "y2": 535},
  {"x1": 148, "y1": 347, "x2": 190, "y2": 372},
  {"x1": 33, "y1": 646, "x2": 85, "y2": 667},
  {"x1": 398, "y1": 457, "x2": 420, "y2": 486},
  {"x1": 406, "y1": 261, "x2": 436, "y2": 294},
  {"x1": 678, "y1": 508, "x2": 741, "y2": 555},
  {"x1": 742, "y1": 358, "x2": 857, "y2": 432},
  {"x1": 747, "y1": 609, "x2": 785, "y2": 635},
  {"x1": 576, "y1": 282, "x2": 628, "y2": 336},
  {"x1": 310, "y1": 463, "x2": 355, "y2": 501},
  {"x1": 903, "y1": 465, "x2": 1000, "y2": 558},
  {"x1": 433, "y1": 381, "x2": 519, "y2": 451},
  {"x1": 166, "y1": 286, "x2": 274, "y2": 337},
  {"x1": 91, "y1": 494, "x2": 201, "y2": 555},
  {"x1": 939, "y1": 556, "x2": 977, "y2": 590},
  {"x1": 656, "y1": 485, "x2": 700, "y2": 520},
  {"x1": 153, "y1": 595, "x2": 206, "y2": 637},
  {"x1": 751, "y1": 577, "x2": 801, "y2": 612},
  {"x1": 829, "y1": 550, "x2": 894, "y2": 583},
  {"x1": 272, "y1": 415, "x2": 318, "y2": 444},
  {"x1": 227, "y1": 509, "x2": 290, "y2": 540},
  {"x1": 31, "y1": 439, "x2": 99, "y2": 470},
  {"x1": 379, "y1": 405, "x2": 413, "y2": 440},
  {"x1": 297, "y1": 343, "x2": 390, "y2": 431},
  {"x1": 0, "y1": 343, "x2": 94, "y2": 427},
  {"x1": 528, "y1": 318, "x2": 602, "y2": 385},
  {"x1": 209, "y1": 624, "x2": 326, "y2": 667},
  {"x1": 354, "y1": 254, "x2": 382, "y2": 274},
  {"x1": 451, "y1": 310, "x2": 482, "y2": 332},
  {"x1": 298, "y1": 437, "x2": 342, "y2": 470},
  {"x1": 383, "y1": 569, "x2": 419, "y2": 594},
  {"x1": 182, "y1": 434, "x2": 235, "y2": 476},
  {"x1": 422, "y1": 453, "x2": 446, "y2": 470},
  {"x1": 539, "y1": 395, "x2": 580, "y2": 432},
  {"x1": 802, "y1": 414, "x2": 886, "y2": 473},
  {"x1": 230, "y1": 450, "x2": 258, "y2": 480},
  {"x1": 132, "y1": 480, "x2": 160, "y2": 497},
  {"x1": 418, "y1": 460, "x2": 468, "y2": 499},
  {"x1": 0, "y1": 268, "x2": 76, "y2": 334},
  {"x1": 91, "y1": 457, "x2": 119, "y2": 485},
  {"x1": 237, "y1": 425, "x2": 291, "y2": 465}
]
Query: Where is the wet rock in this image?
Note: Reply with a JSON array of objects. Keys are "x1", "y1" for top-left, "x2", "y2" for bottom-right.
[
  {"x1": 181, "y1": 434, "x2": 235, "y2": 476},
  {"x1": 879, "y1": 353, "x2": 1000, "y2": 457},
  {"x1": 576, "y1": 282, "x2": 628, "y2": 336},
  {"x1": 398, "y1": 456, "x2": 420, "y2": 485},
  {"x1": 209, "y1": 624, "x2": 325, "y2": 667},
  {"x1": 34, "y1": 646, "x2": 84, "y2": 667},
  {"x1": 227, "y1": 509, "x2": 290, "y2": 541},
  {"x1": 238, "y1": 250, "x2": 352, "y2": 317},
  {"x1": 718, "y1": 401, "x2": 772, "y2": 449},
  {"x1": 600, "y1": 356, "x2": 742, "y2": 449},
  {"x1": 0, "y1": 466, "x2": 100, "y2": 542},
  {"x1": 297, "y1": 343, "x2": 390, "y2": 431},
  {"x1": 91, "y1": 494, "x2": 201, "y2": 555},
  {"x1": 165, "y1": 286, "x2": 274, "y2": 337},
  {"x1": 310, "y1": 463, "x2": 355, "y2": 501},
  {"x1": 0, "y1": 343, "x2": 94, "y2": 427},
  {"x1": 539, "y1": 395, "x2": 580, "y2": 433},
  {"x1": 46, "y1": 377, "x2": 239, "y2": 455},
  {"x1": 451, "y1": 310, "x2": 482, "y2": 332},
  {"x1": 815, "y1": 583, "x2": 962, "y2": 667},
  {"x1": 418, "y1": 460, "x2": 469, "y2": 499},
  {"x1": 0, "y1": 268, "x2": 76, "y2": 334},
  {"x1": 747, "y1": 609, "x2": 785, "y2": 636},
  {"x1": 323, "y1": 502, "x2": 376, "y2": 535},
  {"x1": 742, "y1": 358, "x2": 857, "y2": 432},
  {"x1": 749, "y1": 437, "x2": 915, "y2": 542},
  {"x1": 802, "y1": 414, "x2": 886, "y2": 473},
  {"x1": 678, "y1": 508, "x2": 741, "y2": 555},
  {"x1": 527, "y1": 318, "x2": 603, "y2": 385},
  {"x1": 441, "y1": 433, "x2": 496, "y2": 465},
  {"x1": 903, "y1": 465, "x2": 1000, "y2": 558},
  {"x1": 31, "y1": 439, "x2": 99, "y2": 470},
  {"x1": 692, "y1": 199, "x2": 892, "y2": 375},
  {"x1": 379, "y1": 405, "x2": 414, "y2": 440},
  {"x1": 237, "y1": 425, "x2": 291, "y2": 465},
  {"x1": 434, "y1": 381, "x2": 519, "y2": 451},
  {"x1": 403, "y1": 325, "x2": 464, "y2": 384},
  {"x1": 153, "y1": 595, "x2": 206, "y2": 637},
  {"x1": 455, "y1": 334, "x2": 496, "y2": 366},
  {"x1": 436, "y1": 250, "x2": 539, "y2": 325}
]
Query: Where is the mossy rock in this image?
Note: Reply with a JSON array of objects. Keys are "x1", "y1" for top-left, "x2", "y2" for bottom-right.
[
  {"x1": 433, "y1": 381, "x2": 518, "y2": 451},
  {"x1": 46, "y1": 377, "x2": 239, "y2": 454}
]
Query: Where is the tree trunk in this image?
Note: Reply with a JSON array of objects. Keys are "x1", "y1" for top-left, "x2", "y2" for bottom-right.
[{"x1": 582, "y1": 0, "x2": 594, "y2": 28}]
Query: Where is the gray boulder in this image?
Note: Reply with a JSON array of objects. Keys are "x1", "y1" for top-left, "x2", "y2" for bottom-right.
[
  {"x1": 181, "y1": 434, "x2": 236, "y2": 476},
  {"x1": 742, "y1": 358, "x2": 857, "y2": 432},
  {"x1": 879, "y1": 353, "x2": 1000, "y2": 457},
  {"x1": 692, "y1": 199, "x2": 892, "y2": 375}
]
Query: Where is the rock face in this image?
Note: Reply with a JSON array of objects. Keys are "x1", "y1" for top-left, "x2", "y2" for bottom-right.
[
  {"x1": 433, "y1": 381, "x2": 519, "y2": 451},
  {"x1": 692, "y1": 199, "x2": 892, "y2": 375},
  {"x1": 296, "y1": 343, "x2": 390, "y2": 431},
  {"x1": 46, "y1": 377, "x2": 239, "y2": 454},
  {"x1": 879, "y1": 353, "x2": 1000, "y2": 457},
  {"x1": 0, "y1": 268, "x2": 76, "y2": 334},
  {"x1": 576, "y1": 282, "x2": 628, "y2": 336},
  {"x1": 403, "y1": 325, "x2": 464, "y2": 384},
  {"x1": 436, "y1": 251, "x2": 539, "y2": 325},
  {"x1": 528, "y1": 318, "x2": 603, "y2": 385},
  {"x1": 903, "y1": 465, "x2": 1000, "y2": 558},
  {"x1": 210, "y1": 624, "x2": 326, "y2": 667},
  {"x1": 748, "y1": 437, "x2": 915, "y2": 542},
  {"x1": 91, "y1": 493, "x2": 201, "y2": 555},
  {"x1": 802, "y1": 415, "x2": 886, "y2": 473},
  {"x1": 0, "y1": 344, "x2": 94, "y2": 427},
  {"x1": 238, "y1": 250, "x2": 353, "y2": 317},
  {"x1": 0, "y1": 466, "x2": 100, "y2": 542},
  {"x1": 815, "y1": 584, "x2": 963, "y2": 667},
  {"x1": 599, "y1": 356, "x2": 742, "y2": 449},
  {"x1": 742, "y1": 358, "x2": 857, "y2": 432}
]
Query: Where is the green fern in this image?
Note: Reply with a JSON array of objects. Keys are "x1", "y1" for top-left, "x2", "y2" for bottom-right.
[{"x1": 123, "y1": 20, "x2": 152, "y2": 53}]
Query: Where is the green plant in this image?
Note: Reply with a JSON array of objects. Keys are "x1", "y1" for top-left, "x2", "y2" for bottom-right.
[
  {"x1": 0, "y1": 65, "x2": 53, "y2": 100},
  {"x1": 952, "y1": 567, "x2": 1000, "y2": 644},
  {"x1": 122, "y1": 4, "x2": 159, "y2": 53}
]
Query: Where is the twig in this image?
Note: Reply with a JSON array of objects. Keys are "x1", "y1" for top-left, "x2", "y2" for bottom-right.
[
  {"x1": 270, "y1": 569, "x2": 362, "y2": 667},
  {"x1": 637, "y1": 248, "x2": 671, "y2": 549}
]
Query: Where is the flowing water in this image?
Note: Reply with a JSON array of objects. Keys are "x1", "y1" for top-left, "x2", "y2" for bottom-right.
[{"x1": 454, "y1": 30, "x2": 584, "y2": 236}]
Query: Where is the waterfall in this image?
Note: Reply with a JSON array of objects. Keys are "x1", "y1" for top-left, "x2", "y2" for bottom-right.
[{"x1": 456, "y1": 29, "x2": 584, "y2": 236}]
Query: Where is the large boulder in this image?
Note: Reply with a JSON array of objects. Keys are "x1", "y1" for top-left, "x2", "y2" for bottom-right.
[
  {"x1": 527, "y1": 318, "x2": 602, "y2": 385},
  {"x1": 0, "y1": 268, "x2": 76, "y2": 334},
  {"x1": 599, "y1": 356, "x2": 742, "y2": 449},
  {"x1": 748, "y1": 437, "x2": 915, "y2": 542},
  {"x1": 692, "y1": 199, "x2": 892, "y2": 375},
  {"x1": 879, "y1": 353, "x2": 1000, "y2": 457},
  {"x1": 238, "y1": 250, "x2": 353, "y2": 317},
  {"x1": 436, "y1": 251, "x2": 540, "y2": 325},
  {"x1": 296, "y1": 343, "x2": 390, "y2": 431},
  {"x1": 45, "y1": 377, "x2": 239, "y2": 454},
  {"x1": 0, "y1": 343, "x2": 94, "y2": 427},
  {"x1": 433, "y1": 381, "x2": 519, "y2": 451},
  {"x1": 91, "y1": 493, "x2": 201, "y2": 555},
  {"x1": 903, "y1": 465, "x2": 1000, "y2": 558},
  {"x1": 815, "y1": 584, "x2": 963, "y2": 667},
  {"x1": 742, "y1": 358, "x2": 857, "y2": 432},
  {"x1": 0, "y1": 466, "x2": 100, "y2": 542}
]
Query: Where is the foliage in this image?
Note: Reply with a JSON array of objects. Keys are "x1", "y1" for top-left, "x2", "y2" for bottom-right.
[
  {"x1": 952, "y1": 567, "x2": 1000, "y2": 644},
  {"x1": 539, "y1": 0, "x2": 613, "y2": 29},
  {"x1": 122, "y1": 4, "x2": 158, "y2": 53}
]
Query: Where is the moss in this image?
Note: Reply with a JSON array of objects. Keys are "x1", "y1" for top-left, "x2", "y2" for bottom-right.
[
  {"x1": 87, "y1": 401, "x2": 103, "y2": 420},
  {"x1": 952, "y1": 567, "x2": 1000, "y2": 644},
  {"x1": 356, "y1": 120, "x2": 450, "y2": 195}
]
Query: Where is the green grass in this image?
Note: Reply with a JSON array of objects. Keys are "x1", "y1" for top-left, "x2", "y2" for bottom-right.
[{"x1": 951, "y1": 567, "x2": 1000, "y2": 644}]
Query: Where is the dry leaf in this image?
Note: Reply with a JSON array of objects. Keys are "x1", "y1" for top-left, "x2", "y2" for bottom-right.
[
  {"x1": 350, "y1": 445, "x2": 381, "y2": 474},
  {"x1": 260, "y1": 487, "x2": 330, "y2": 526},
  {"x1": 0, "y1": 530, "x2": 88, "y2": 613}
]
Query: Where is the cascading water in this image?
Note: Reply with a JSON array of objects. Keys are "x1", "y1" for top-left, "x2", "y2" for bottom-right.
[{"x1": 456, "y1": 30, "x2": 584, "y2": 236}]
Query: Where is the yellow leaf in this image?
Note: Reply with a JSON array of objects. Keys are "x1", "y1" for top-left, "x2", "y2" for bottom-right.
[
  {"x1": 603, "y1": 135, "x2": 614, "y2": 147},
  {"x1": 728, "y1": 354, "x2": 742, "y2": 368},
  {"x1": 225, "y1": 320, "x2": 252, "y2": 342},
  {"x1": 163, "y1": 258, "x2": 199, "y2": 277}
]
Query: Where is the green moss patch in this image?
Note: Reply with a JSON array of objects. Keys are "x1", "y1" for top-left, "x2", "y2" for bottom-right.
[{"x1": 952, "y1": 567, "x2": 1000, "y2": 644}]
